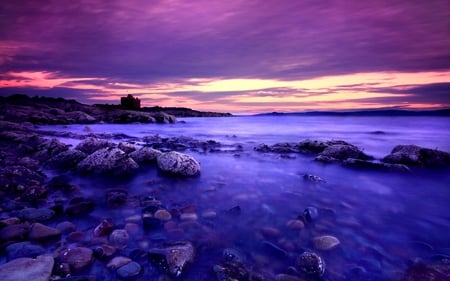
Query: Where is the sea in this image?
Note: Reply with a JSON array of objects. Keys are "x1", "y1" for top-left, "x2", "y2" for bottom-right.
[{"x1": 39, "y1": 116, "x2": 450, "y2": 280}]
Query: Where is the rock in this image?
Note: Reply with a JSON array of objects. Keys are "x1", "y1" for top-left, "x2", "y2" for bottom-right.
[
  {"x1": 65, "y1": 111, "x2": 96, "y2": 123},
  {"x1": 66, "y1": 197, "x2": 95, "y2": 217},
  {"x1": 213, "y1": 262, "x2": 266, "y2": 281},
  {"x1": 17, "y1": 208, "x2": 55, "y2": 222},
  {"x1": 76, "y1": 147, "x2": 139, "y2": 175},
  {"x1": 223, "y1": 248, "x2": 246, "y2": 263},
  {"x1": 295, "y1": 252, "x2": 325, "y2": 277},
  {"x1": 157, "y1": 151, "x2": 200, "y2": 176},
  {"x1": 382, "y1": 145, "x2": 450, "y2": 167},
  {"x1": 298, "y1": 139, "x2": 351, "y2": 153},
  {"x1": 154, "y1": 209, "x2": 172, "y2": 221},
  {"x1": 261, "y1": 227, "x2": 281, "y2": 238},
  {"x1": 94, "y1": 219, "x2": 114, "y2": 237},
  {"x1": 110, "y1": 229, "x2": 129, "y2": 249},
  {"x1": 105, "y1": 189, "x2": 128, "y2": 208},
  {"x1": 107, "y1": 256, "x2": 132, "y2": 269},
  {"x1": 286, "y1": 219, "x2": 304, "y2": 230},
  {"x1": 116, "y1": 261, "x2": 142, "y2": 279},
  {"x1": 0, "y1": 166, "x2": 46, "y2": 187},
  {"x1": 275, "y1": 274, "x2": 305, "y2": 281},
  {"x1": 57, "y1": 247, "x2": 93, "y2": 272},
  {"x1": 0, "y1": 254, "x2": 54, "y2": 281},
  {"x1": 46, "y1": 149, "x2": 87, "y2": 170},
  {"x1": 148, "y1": 241, "x2": 195, "y2": 277},
  {"x1": 317, "y1": 144, "x2": 372, "y2": 161},
  {"x1": 313, "y1": 235, "x2": 341, "y2": 250},
  {"x1": 75, "y1": 137, "x2": 115, "y2": 154},
  {"x1": 93, "y1": 244, "x2": 116, "y2": 260},
  {"x1": 343, "y1": 158, "x2": 410, "y2": 172},
  {"x1": 0, "y1": 223, "x2": 30, "y2": 244},
  {"x1": 56, "y1": 221, "x2": 77, "y2": 234},
  {"x1": 129, "y1": 147, "x2": 162, "y2": 164},
  {"x1": 303, "y1": 174, "x2": 326, "y2": 183},
  {"x1": 6, "y1": 242, "x2": 45, "y2": 260},
  {"x1": 118, "y1": 142, "x2": 136, "y2": 153},
  {"x1": 28, "y1": 223, "x2": 61, "y2": 241},
  {"x1": 33, "y1": 138, "x2": 69, "y2": 161},
  {"x1": 303, "y1": 207, "x2": 318, "y2": 222},
  {"x1": 401, "y1": 263, "x2": 450, "y2": 281}
]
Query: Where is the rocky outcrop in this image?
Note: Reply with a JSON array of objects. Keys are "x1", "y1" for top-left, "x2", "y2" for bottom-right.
[
  {"x1": 382, "y1": 145, "x2": 450, "y2": 167},
  {"x1": 76, "y1": 147, "x2": 139, "y2": 175},
  {"x1": 0, "y1": 254, "x2": 54, "y2": 281},
  {"x1": 75, "y1": 137, "x2": 116, "y2": 154},
  {"x1": 129, "y1": 147, "x2": 162, "y2": 164},
  {"x1": 315, "y1": 144, "x2": 373, "y2": 162},
  {"x1": 46, "y1": 149, "x2": 87, "y2": 170},
  {"x1": 157, "y1": 151, "x2": 201, "y2": 176}
]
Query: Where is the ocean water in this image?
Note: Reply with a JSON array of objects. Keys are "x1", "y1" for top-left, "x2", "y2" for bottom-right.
[{"x1": 40, "y1": 116, "x2": 450, "y2": 280}]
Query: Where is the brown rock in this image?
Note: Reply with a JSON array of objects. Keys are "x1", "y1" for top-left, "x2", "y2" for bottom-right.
[
  {"x1": 29, "y1": 223, "x2": 61, "y2": 241},
  {"x1": 57, "y1": 247, "x2": 93, "y2": 272}
]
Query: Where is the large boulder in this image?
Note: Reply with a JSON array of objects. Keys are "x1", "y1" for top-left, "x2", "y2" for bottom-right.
[
  {"x1": 129, "y1": 147, "x2": 162, "y2": 164},
  {"x1": 382, "y1": 145, "x2": 450, "y2": 167},
  {"x1": 75, "y1": 137, "x2": 115, "y2": 154},
  {"x1": 46, "y1": 149, "x2": 87, "y2": 170},
  {"x1": 0, "y1": 254, "x2": 54, "y2": 281},
  {"x1": 157, "y1": 151, "x2": 200, "y2": 176},
  {"x1": 76, "y1": 147, "x2": 139, "y2": 175},
  {"x1": 316, "y1": 144, "x2": 372, "y2": 162}
]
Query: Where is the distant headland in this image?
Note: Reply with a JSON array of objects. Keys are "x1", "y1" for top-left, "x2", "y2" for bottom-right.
[{"x1": 255, "y1": 109, "x2": 450, "y2": 117}]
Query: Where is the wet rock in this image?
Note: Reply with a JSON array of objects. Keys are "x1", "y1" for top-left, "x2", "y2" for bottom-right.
[
  {"x1": 77, "y1": 147, "x2": 139, "y2": 175},
  {"x1": 17, "y1": 208, "x2": 55, "y2": 222},
  {"x1": 105, "y1": 189, "x2": 128, "y2": 207},
  {"x1": 0, "y1": 217, "x2": 21, "y2": 227},
  {"x1": 148, "y1": 241, "x2": 195, "y2": 277},
  {"x1": 295, "y1": 252, "x2": 325, "y2": 277},
  {"x1": 56, "y1": 221, "x2": 77, "y2": 234},
  {"x1": 213, "y1": 262, "x2": 266, "y2": 281},
  {"x1": 116, "y1": 261, "x2": 142, "y2": 279},
  {"x1": 303, "y1": 174, "x2": 326, "y2": 183},
  {"x1": 313, "y1": 235, "x2": 341, "y2": 250},
  {"x1": 0, "y1": 254, "x2": 54, "y2": 281},
  {"x1": 129, "y1": 147, "x2": 162, "y2": 164},
  {"x1": 0, "y1": 223, "x2": 30, "y2": 244},
  {"x1": 382, "y1": 145, "x2": 450, "y2": 167},
  {"x1": 28, "y1": 222, "x2": 61, "y2": 241},
  {"x1": 401, "y1": 263, "x2": 450, "y2": 281},
  {"x1": 94, "y1": 219, "x2": 114, "y2": 237},
  {"x1": 6, "y1": 242, "x2": 45, "y2": 260},
  {"x1": 261, "y1": 227, "x2": 281, "y2": 238},
  {"x1": 254, "y1": 144, "x2": 271, "y2": 152},
  {"x1": 343, "y1": 158, "x2": 411, "y2": 172},
  {"x1": 0, "y1": 166, "x2": 46, "y2": 187},
  {"x1": 118, "y1": 141, "x2": 137, "y2": 153},
  {"x1": 317, "y1": 144, "x2": 372, "y2": 161},
  {"x1": 66, "y1": 197, "x2": 95, "y2": 217},
  {"x1": 303, "y1": 207, "x2": 318, "y2": 222},
  {"x1": 286, "y1": 219, "x2": 305, "y2": 230},
  {"x1": 75, "y1": 137, "x2": 115, "y2": 154},
  {"x1": 154, "y1": 209, "x2": 172, "y2": 221},
  {"x1": 33, "y1": 138, "x2": 69, "y2": 161},
  {"x1": 57, "y1": 247, "x2": 93, "y2": 272},
  {"x1": 157, "y1": 151, "x2": 201, "y2": 176},
  {"x1": 46, "y1": 149, "x2": 87, "y2": 170},
  {"x1": 110, "y1": 229, "x2": 129, "y2": 249},
  {"x1": 93, "y1": 244, "x2": 116, "y2": 260},
  {"x1": 107, "y1": 256, "x2": 132, "y2": 269}
]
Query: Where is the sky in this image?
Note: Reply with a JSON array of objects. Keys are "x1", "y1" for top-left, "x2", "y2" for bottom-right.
[{"x1": 0, "y1": 0, "x2": 449, "y2": 114}]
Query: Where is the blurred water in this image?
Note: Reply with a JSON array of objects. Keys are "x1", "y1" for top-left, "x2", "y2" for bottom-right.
[{"x1": 40, "y1": 116, "x2": 450, "y2": 280}]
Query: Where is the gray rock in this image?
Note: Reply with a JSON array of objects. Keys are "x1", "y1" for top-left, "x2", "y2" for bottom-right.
[
  {"x1": 110, "y1": 229, "x2": 129, "y2": 249},
  {"x1": 129, "y1": 147, "x2": 162, "y2": 164},
  {"x1": 46, "y1": 149, "x2": 87, "y2": 170},
  {"x1": 298, "y1": 139, "x2": 351, "y2": 153},
  {"x1": 317, "y1": 144, "x2": 372, "y2": 161},
  {"x1": 75, "y1": 137, "x2": 115, "y2": 154},
  {"x1": 116, "y1": 261, "x2": 142, "y2": 279},
  {"x1": 295, "y1": 252, "x2": 325, "y2": 277},
  {"x1": 157, "y1": 151, "x2": 200, "y2": 176},
  {"x1": 77, "y1": 147, "x2": 139, "y2": 175},
  {"x1": 382, "y1": 145, "x2": 450, "y2": 167},
  {"x1": 313, "y1": 235, "x2": 341, "y2": 250},
  {"x1": 148, "y1": 241, "x2": 195, "y2": 277},
  {"x1": 6, "y1": 242, "x2": 45, "y2": 260},
  {"x1": 57, "y1": 247, "x2": 93, "y2": 272},
  {"x1": 0, "y1": 254, "x2": 54, "y2": 281},
  {"x1": 17, "y1": 208, "x2": 55, "y2": 222}
]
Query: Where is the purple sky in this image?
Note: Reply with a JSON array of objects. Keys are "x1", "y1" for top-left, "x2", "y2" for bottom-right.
[{"x1": 0, "y1": 0, "x2": 449, "y2": 113}]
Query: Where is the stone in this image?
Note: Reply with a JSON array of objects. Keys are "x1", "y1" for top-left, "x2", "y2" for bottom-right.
[
  {"x1": 105, "y1": 189, "x2": 128, "y2": 207},
  {"x1": 107, "y1": 256, "x2": 132, "y2": 269},
  {"x1": 6, "y1": 242, "x2": 45, "y2": 260},
  {"x1": 33, "y1": 138, "x2": 69, "y2": 161},
  {"x1": 223, "y1": 248, "x2": 246, "y2": 263},
  {"x1": 57, "y1": 247, "x2": 93, "y2": 272},
  {"x1": 154, "y1": 209, "x2": 172, "y2": 221},
  {"x1": 148, "y1": 241, "x2": 195, "y2": 277},
  {"x1": 56, "y1": 221, "x2": 77, "y2": 234},
  {"x1": 382, "y1": 145, "x2": 450, "y2": 167},
  {"x1": 0, "y1": 254, "x2": 54, "y2": 281},
  {"x1": 317, "y1": 144, "x2": 372, "y2": 161},
  {"x1": 286, "y1": 219, "x2": 304, "y2": 230},
  {"x1": 275, "y1": 274, "x2": 305, "y2": 281},
  {"x1": 28, "y1": 223, "x2": 61, "y2": 241},
  {"x1": 118, "y1": 141, "x2": 137, "y2": 153},
  {"x1": 129, "y1": 147, "x2": 162, "y2": 164},
  {"x1": 93, "y1": 244, "x2": 116, "y2": 260},
  {"x1": 295, "y1": 252, "x2": 325, "y2": 277},
  {"x1": 157, "y1": 151, "x2": 200, "y2": 176},
  {"x1": 66, "y1": 197, "x2": 95, "y2": 217},
  {"x1": 303, "y1": 174, "x2": 326, "y2": 183},
  {"x1": 17, "y1": 208, "x2": 55, "y2": 222},
  {"x1": 46, "y1": 149, "x2": 87, "y2": 170},
  {"x1": 77, "y1": 147, "x2": 139, "y2": 175},
  {"x1": 110, "y1": 229, "x2": 129, "y2": 249},
  {"x1": 94, "y1": 219, "x2": 114, "y2": 237},
  {"x1": 343, "y1": 158, "x2": 411, "y2": 172},
  {"x1": 0, "y1": 223, "x2": 31, "y2": 243},
  {"x1": 116, "y1": 261, "x2": 142, "y2": 279},
  {"x1": 75, "y1": 137, "x2": 115, "y2": 154},
  {"x1": 401, "y1": 263, "x2": 450, "y2": 281},
  {"x1": 313, "y1": 235, "x2": 341, "y2": 250}
]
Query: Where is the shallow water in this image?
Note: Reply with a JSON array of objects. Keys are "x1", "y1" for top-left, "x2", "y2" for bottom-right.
[{"x1": 39, "y1": 116, "x2": 450, "y2": 280}]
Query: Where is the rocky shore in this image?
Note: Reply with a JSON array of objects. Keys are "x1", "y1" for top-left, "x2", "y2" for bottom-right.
[{"x1": 1, "y1": 112, "x2": 449, "y2": 280}]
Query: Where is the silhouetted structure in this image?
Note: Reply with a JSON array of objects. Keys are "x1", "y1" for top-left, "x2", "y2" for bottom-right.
[{"x1": 121, "y1": 94, "x2": 141, "y2": 109}]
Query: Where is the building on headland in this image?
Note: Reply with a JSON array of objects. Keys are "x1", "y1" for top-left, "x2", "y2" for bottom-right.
[{"x1": 120, "y1": 94, "x2": 141, "y2": 109}]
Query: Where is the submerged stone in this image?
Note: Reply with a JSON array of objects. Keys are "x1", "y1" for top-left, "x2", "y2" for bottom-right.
[
  {"x1": 157, "y1": 151, "x2": 200, "y2": 176},
  {"x1": 313, "y1": 235, "x2": 341, "y2": 250},
  {"x1": 295, "y1": 252, "x2": 325, "y2": 277}
]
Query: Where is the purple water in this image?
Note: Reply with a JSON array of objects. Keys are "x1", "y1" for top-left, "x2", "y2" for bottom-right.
[{"x1": 39, "y1": 116, "x2": 450, "y2": 280}]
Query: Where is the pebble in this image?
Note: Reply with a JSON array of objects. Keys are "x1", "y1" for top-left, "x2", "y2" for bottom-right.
[
  {"x1": 93, "y1": 219, "x2": 114, "y2": 237},
  {"x1": 107, "y1": 256, "x2": 132, "y2": 269},
  {"x1": 201, "y1": 210, "x2": 217, "y2": 219},
  {"x1": 17, "y1": 208, "x2": 55, "y2": 222},
  {"x1": 56, "y1": 221, "x2": 77, "y2": 234},
  {"x1": 6, "y1": 241, "x2": 45, "y2": 260},
  {"x1": 180, "y1": 213, "x2": 198, "y2": 221},
  {"x1": 116, "y1": 261, "x2": 142, "y2": 279},
  {"x1": 286, "y1": 219, "x2": 305, "y2": 230},
  {"x1": 57, "y1": 247, "x2": 93, "y2": 272},
  {"x1": 93, "y1": 244, "x2": 116, "y2": 260},
  {"x1": 0, "y1": 223, "x2": 31, "y2": 242},
  {"x1": 28, "y1": 223, "x2": 61, "y2": 241},
  {"x1": 154, "y1": 209, "x2": 172, "y2": 221},
  {"x1": 295, "y1": 251, "x2": 325, "y2": 277},
  {"x1": 261, "y1": 226, "x2": 281, "y2": 238},
  {"x1": 110, "y1": 229, "x2": 129, "y2": 249},
  {"x1": 313, "y1": 235, "x2": 341, "y2": 250},
  {"x1": 0, "y1": 217, "x2": 20, "y2": 226}
]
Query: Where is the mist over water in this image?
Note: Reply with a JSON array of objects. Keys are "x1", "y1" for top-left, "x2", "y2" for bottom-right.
[{"x1": 41, "y1": 116, "x2": 450, "y2": 280}]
